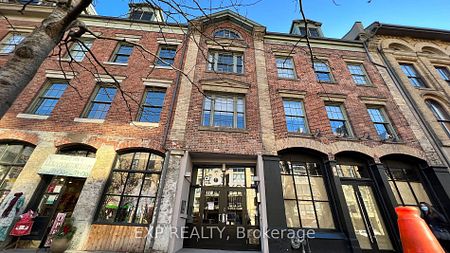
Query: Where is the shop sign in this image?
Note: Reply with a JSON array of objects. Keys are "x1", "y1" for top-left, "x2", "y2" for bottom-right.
[
  {"x1": 44, "y1": 212, "x2": 66, "y2": 247},
  {"x1": 39, "y1": 154, "x2": 96, "y2": 178}
]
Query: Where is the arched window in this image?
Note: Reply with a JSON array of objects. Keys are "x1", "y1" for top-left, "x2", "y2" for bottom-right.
[
  {"x1": 426, "y1": 99, "x2": 450, "y2": 137},
  {"x1": 279, "y1": 149, "x2": 335, "y2": 230},
  {"x1": 96, "y1": 150, "x2": 164, "y2": 225},
  {"x1": 0, "y1": 143, "x2": 35, "y2": 203},
  {"x1": 213, "y1": 29, "x2": 240, "y2": 39},
  {"x1": 382, "y1": 156, "x2": 431, "y2": 207},
  {"x1": 58, "y1": 145, "x2": 96, "y2": 158}
]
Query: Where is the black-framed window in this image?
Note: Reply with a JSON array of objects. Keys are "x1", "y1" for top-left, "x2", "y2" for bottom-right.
[
  {"x1": 29, "y1": 81, "x2": 68, "y2": 116},
  {"x1": 0, "y1": 143, "x2": 34, "y2": 204},
  {"x1": 283, "y1": 99, "x2": 308, "y2": 133},
  {"x1": 96, "y1": 151, "x2": 164, "y2": 225},
  {"x1": 111, "y1": 43, "x2": 134, "y2": 64},
  {"x1": 138, "y1": 88, "x2": 166, "y2": 123},
  {"x1": 385, "y1": 167, "x2": 431, "y2": 206},
  {"x1": 435, "y1": 66, "x2": 450, "y2": 85},
  {"x1": 400, "y1": 63, "x2": 426, "y2": 88},
  {"x1": 156, "y1": 46, "x2": 177, "y2": 67},
  {"x1": 0, "y1": 33, "x2": 25, "y2": 54},
  {"x1": 65, "y1": 39, "x2": 93, "y2": 61},
  {"x1": 208, "y1": 51, "x2": 243, "y2": 74},
  {"x1": 347, "y1": 63, "x2": 370, "y2": 85},
  {"x1": 325, "y1": 104, "x2": 352, "y2": 137},
  {"x1": 280, "y1": 160, "x2": 335, "y2": 229},
  {"x1": 314, "y1": 61, "x2": 333, "y2": 82},
  {"x1": 296, "y1": 27, "x2": 320, "y2": 38},
  {"x1": 426, "y1": 99, "x2": 450, "y2": 137},
  {"x1": 276, "y1": 57, "x2": 296, "y2": 79},
  {"x1": 367, "y1": 107, "x2": 397, "y2": 141},
  {"x1": 202, "y1": 93, "x2": 245, "y2": 129},
  {"x1": 130, "y1": 10, "x2": 153, "y2": 21},
  {"x1": 58, "y1": 146, "x2": 96, "y2": 158},
  {"x1": 213, "y1": 29, "x2": 240, "y2": 39},
  {"x1": 84, "y1": 85, "x2": 117, "y2": 119}
]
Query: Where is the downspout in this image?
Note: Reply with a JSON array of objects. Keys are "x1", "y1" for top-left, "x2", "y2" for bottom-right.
[{"x1": 147, "y1": 31, "x2": 190, "y2": 250}]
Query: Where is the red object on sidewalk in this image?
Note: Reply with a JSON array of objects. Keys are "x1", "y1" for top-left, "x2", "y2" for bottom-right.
[{"x1": 396, "y1": 206, "x2": 445, "y2": 253}]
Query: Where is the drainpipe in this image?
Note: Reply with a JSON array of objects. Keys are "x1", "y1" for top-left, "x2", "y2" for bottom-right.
[{"x1": 148, "y1": 31, "x2": 190, "y2": 250}]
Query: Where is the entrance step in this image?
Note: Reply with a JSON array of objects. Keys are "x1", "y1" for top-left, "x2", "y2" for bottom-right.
[{"x1": 176, "y1": 249, "x2": 261, "y2": 253}]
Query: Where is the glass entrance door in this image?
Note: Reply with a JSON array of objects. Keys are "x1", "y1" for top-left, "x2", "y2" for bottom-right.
[
  {"x1": 185, "y1": 167, "x2": 260, "y2": 250},
  {"x1": 342, "y1": 183, "x2": 393, "y2": 252}
]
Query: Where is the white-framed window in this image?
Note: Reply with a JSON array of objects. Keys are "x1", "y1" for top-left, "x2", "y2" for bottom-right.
[
  {"x1": 347, "y1": 63, "x2": 371, "y2": 85},
  {"x1": 138, "y1": 88, "x2": 166, "y2": 123},
  {"x1": 29, "y1": 81, "x2": 68, "y2": 116},
  {"x1": 202, "y1": 93, "x2": 245, "y2": 129},
  {"x1": 65, "y1": 39, "x2": 93, "y2": 61},
  {"x1": 0, "y1": 33, "x2": 25, "y2": 54},
  {"x1": 283, "y1": 99, "x2": 308, "y2": 133},
  {"x1": 111, "y1": 43, "x2": 134, "y2": 64},
  {"x1": 84, "y1": 85, "x2": 117, "y2": 119},
  {"x1": 156, "y1": 45, "x2": 177, "y2": 67},
  {"x1": 208, "y1": 51, "x2": 243, "y2": 74},
  {"x1": 276, "y1": 57, "x2": 296, "y2": 79}
]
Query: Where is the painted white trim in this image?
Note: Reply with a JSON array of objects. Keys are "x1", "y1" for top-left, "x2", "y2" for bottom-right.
[
  {"x1": 102, "y1": 61, "x2": 128, "y2": 67},
  {"x1": 94, "y1": 74, "x2": 126, "y2": 83},
  {"x1": 149, "y1": 65, "x2": 174, "y2": 70},
  {"x1": 16, "y1": 113, "x2": 49, "y2": 120},
  {"x1": 115, "y1": 33, "x2": 142, "y2": 42},
  {"x1": 142, "y1": 78, "x2": 172, "y2": 88},
  {"x1": 45, "y1": 70, "x2": 76, "y2": 79},
  {"x1": 157, "y1": 38, "x2": 183, "y2": 45},
  {"x1": 73, "y1": 118, "x2": 105, "y2": 124},
  {"x1": 130, "y1": 121, "x2": 159, "y2": 127}
]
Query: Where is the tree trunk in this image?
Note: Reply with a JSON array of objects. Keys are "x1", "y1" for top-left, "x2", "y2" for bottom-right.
[{"x1": 0, "y1": 0, "x2": 92, "y2": 118}]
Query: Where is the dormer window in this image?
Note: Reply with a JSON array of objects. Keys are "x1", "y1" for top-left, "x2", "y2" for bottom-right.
[
  {"x1": 296, "y1": 27, "x2": 320, "y2": 38},
  {"x1": 214, "y1": 29, "x2": 240, "y2": 39},
  {"x1": 130, "y1": 10, "x2": 154, "y2": 21}
]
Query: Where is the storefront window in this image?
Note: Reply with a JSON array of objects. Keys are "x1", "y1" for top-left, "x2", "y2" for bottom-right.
[
  {"x1": 96, "y1": 151, "x2": 164, "y2": 225},
  {"x1": 385, "y1": 167, "x2": 431, "y2": 206},
  {"x1": 280, "y1": 161, "x2": 335, "y2": 229},
  {"x1": 0, "y1": 143, "x2": 34, "y2": 204}
]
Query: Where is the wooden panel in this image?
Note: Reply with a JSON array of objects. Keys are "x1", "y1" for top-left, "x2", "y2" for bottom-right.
[{"x1": 84, "y1": 224, "x2": 148, "y2": 252}]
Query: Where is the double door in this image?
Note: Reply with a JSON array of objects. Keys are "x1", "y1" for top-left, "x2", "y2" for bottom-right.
[
  {"x1": 186, "y1": 186, "x2": 259, "y2": 250},
  {"x1": 342, "y1": 182, "x2": 394, "y2": 253}
]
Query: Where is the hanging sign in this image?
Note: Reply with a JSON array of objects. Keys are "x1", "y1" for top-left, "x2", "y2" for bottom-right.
[
  {"x1": 44, "y1": 212, "x2": 66, "y2": 247},
  {"x1": 38, "y1": 154, "x2": 96, "y2": 178}
]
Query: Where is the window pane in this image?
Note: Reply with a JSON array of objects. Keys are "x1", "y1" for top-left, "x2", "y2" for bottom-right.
[
  {"x1": 149, "y1": 154, "x2": 164, "y2": 171},
  {"x1": 115, "y1": 196, "x2": 138, "y2": 223},
  {"x1": 281, "y1": 175, "x2": 296, "y2": 199},
  {"x1": 396, "y1": 181, "x2": 417, "y2": 205},
  {"x1": 131, "y1": 152, "x2": 150, "y2": 170},
  {"x1": 388, "y1": 181, "x2": 402, "y2": 205},
  {"x1": 299, "y1": 201, "x2": 317, "y2": 228},
  {"x1": 98, "y1": 195, "x2": 120, "y2": 222},
  {"x1": 226, "y1": 168, "x2": 246, "y2": 187},
  {"x1": 214, "y1": 111, "x2": 233, "y2": 127},
  {"x1": 116, "y1": 153, "x2": 134, "y2": 170},
  {"x1": 141, "y1": 174, "x2": 160, "y2": 197},
  {"x1": 203, "y1": 168, "x2": 224, "y2": 186},
  {"x1": 134, "y1": 197, "x2": 155, "y2": 224},
  {"x1": 310, "y1": 177, "x2": 328, "y2": 201},
  {"x1": 107, "y1": 172, "x2": 127, "y2": 194},
  {"x1": 410, "y1": 182, "x2": 431, "y2": 204},
  {"x1": 295, "y1": 176, "x2": 312, "y2": 200},
  {"x1": 95, "y1": 87, "x2": 117, "y2": 102},
  {"x1": 44, "y1": 83, "x2": 68, "y2": 98},
  {"x1": 117, "y1": 45, "x2": 133, "y2": 55},
  {"x1": 0, "y1": 167, "x2": 22, "y2": 191},
  {"x1": 315, "y1": 202, "x2": 335, "y2": 229},
  {"x1": 326, "y1": 105, "x2": 344, "y2": 120},
  {"x1": 140, "y1": 107, "x2": 162, "y2": 123},
  {"x1": 123, "y1": 173, "x2": 143, "y2": 196},
  {"x1": 284, "y1": 200, "x2": 300, "y2": 227},
  {"x1": 144, "y1": 90, "x2": 165, "y2": 107},
  {"x1": 34, "y1": 99, "x2": 58, "y2": 116},
  {"x1": 367, "y1": 108, "x2": 384, "y2": 122},
  {"x1": 87, "y1": 103, "x2": 111, "y2": 119},
  {"x1": 1, "y1": 145, "x2": 22, "y2": 163}
]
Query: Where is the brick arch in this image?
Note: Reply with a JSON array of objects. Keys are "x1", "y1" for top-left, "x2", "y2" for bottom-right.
[
  {"x1": 380, "y1": 39, "x2": 415, "y2": 52},
  {"x1": 54, "y1": 137, "x2": 102, "y2": 150},
  {"x1": 115, "y1": 139, "x2": 165, "y2": 155},
  {"x1": 376, "y1": 144, "x2": 426, "y2": 161},
  {"x1": 0, "y1": 130, "x2": 39, "y2": 146}
]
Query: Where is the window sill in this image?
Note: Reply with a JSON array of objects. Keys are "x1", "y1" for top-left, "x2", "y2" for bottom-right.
[
  {"x1": 287, "y1": 132, "x2": 314, "y2": 138},
  {"x1": 198, "y1": 126, "x2": 248, "y2": 133},
  {"x1": 130, "y1": 121, "x2": 159, "y2": 128},
  {"x1": 0, "y1": 53, "x2": 12, "y2": 56},
  {"x1": 205, "y1": 70, "x2": 245, "y2": 76},
  {"x1": 277, "y1": 77, "x2": 299, "y2": 81},
  {"x1": 16, "y1": 113, "x2": 49, "y2": 120},
  {"x1": 149, "y1": 65, "x2": 173, "y2": 70},
  {"x1": 74, "y1": 118, "x2": 105, "y2": 124},
  {"x1": 318, "y1": 80, "x2": 337, "y2": 84},
  {"x1": 58, "y1": 58, "x2": 82, "y2": 63},
  {"x1": 355, "y1": 84, "x2": 375, "y2": 88},
  {"x1": 103, "y1": 61, "x2": 128, "y2": 66},
  {"x1": 416, "y1": 87, "x2": 435, "y2": 91}
]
